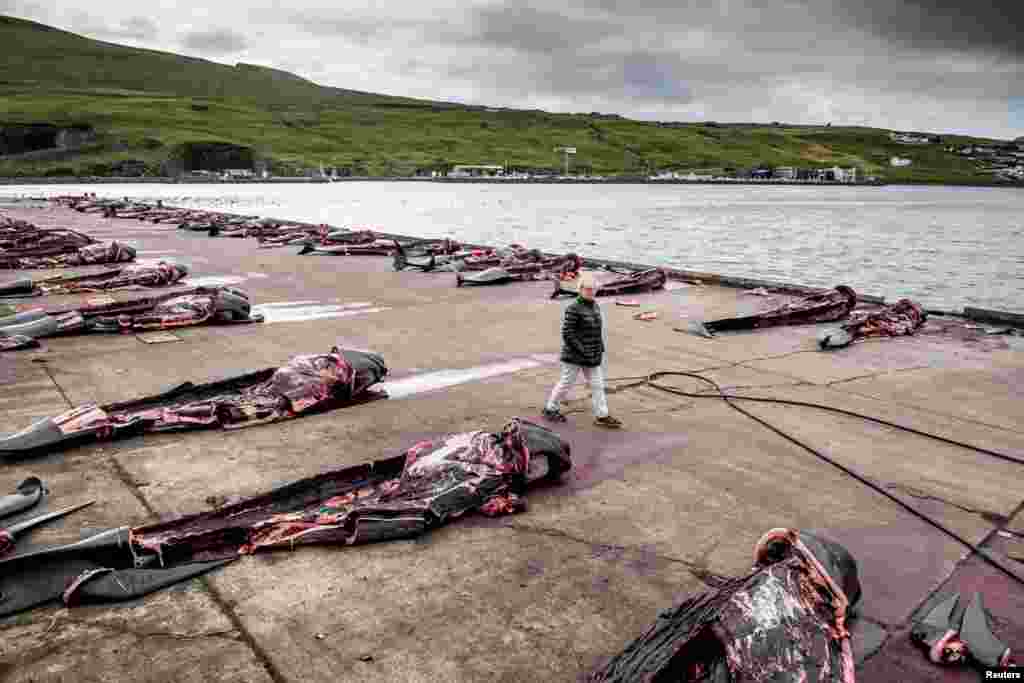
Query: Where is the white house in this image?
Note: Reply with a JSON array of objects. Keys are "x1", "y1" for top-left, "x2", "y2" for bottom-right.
[
  {"x1": 890, "y1": 157, "x2": 913, "y2": 167},
  {"x1": 448, "y1": 165, "x2": 505, "y2": 178},
  {"x1": 889, "y1": 132, "x2": 933, "y2": 144},
  {"x1": 833, "y1": 166, "x2": 858, "y2": 182}
]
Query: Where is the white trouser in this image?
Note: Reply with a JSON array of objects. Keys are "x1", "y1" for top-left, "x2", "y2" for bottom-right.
[{"x1": 546, "y1": 362, "x2": 609, "y2": 418}]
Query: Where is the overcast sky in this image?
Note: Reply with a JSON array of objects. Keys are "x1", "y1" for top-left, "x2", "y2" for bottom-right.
[{"x1": 5, "y1": 0, "x2": 1023, "y2": 139}]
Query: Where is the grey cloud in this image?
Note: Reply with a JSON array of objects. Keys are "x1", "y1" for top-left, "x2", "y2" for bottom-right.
[
  {"x1": 465, "y1": 5, "x2": 617, "y2": 52},
  {"x1": 0, "y1": 0, "x2": 47, "y2": 18},
  {"x1": 283, "y1": 10, "x2": 439, "y2": 46},
  {"x1": 8, "y1": 0, "x2": 1020, "y2": 137},
  {"x1": 243, "y1": 0, "x2": 1024, "y2": 137},
  {"x1": 100, "y1": 16, "x2": 158, "y2": 41},
  {"x1": 181, "y1": 28, "x2": 247, "y2": 54},
  {"x1": 621, "y1": 57, "x2": 692, "y2": 100},
  {"x1": 44, "y1": 10, "x2": 159, "y2": 44}
]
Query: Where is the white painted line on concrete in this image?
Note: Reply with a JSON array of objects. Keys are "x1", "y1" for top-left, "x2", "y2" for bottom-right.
[
  {"x1": 251, "y1": 302, "x2": 390, "y2": 323},
  {"x1": 379, "y1": 354, "x2": 559, "y2": 399}
]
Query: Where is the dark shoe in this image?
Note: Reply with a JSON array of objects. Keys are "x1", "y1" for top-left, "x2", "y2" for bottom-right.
[
  {"x1": 541, "y1": 407, "x2": 567, "y2": 423},
  {"x1": 595, "y1": 415, "x2": 622, "y2": 429}
]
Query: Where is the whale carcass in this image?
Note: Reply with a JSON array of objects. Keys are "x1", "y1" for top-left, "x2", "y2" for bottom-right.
[
  {"x1": 0, "y1": 242, "x2": 136, "y2": 270},
  {"x1": 590, "y1": 528, "x2": 860, "y2": 683},
  {"x1": 0, "y1": 286, "x2": 262, "y2": 349},
  {"x1": 0, "y1": 417, "x2": 570, "y2": 617},
  {"x1": 0, "y1": 346, "x2": 388, "y2": 458},
  {"x1": 0, "y1": 262, "x2": 189, "y2": 297},
  {"x1": 683, "y1": 286, "x2": 859, "y2": 338}
]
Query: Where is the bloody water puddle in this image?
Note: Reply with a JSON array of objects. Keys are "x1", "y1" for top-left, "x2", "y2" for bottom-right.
[{"x1": 533, "y1": 426, "x2": 691, "y2": 492}]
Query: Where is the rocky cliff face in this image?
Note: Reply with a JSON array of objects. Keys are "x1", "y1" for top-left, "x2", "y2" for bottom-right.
[
  {"x1": 0, "y1": 123, "x2": 96, "y2": 156},
  {"x1": 172, "y1": 141, "x2": 255, "y2": 171}
]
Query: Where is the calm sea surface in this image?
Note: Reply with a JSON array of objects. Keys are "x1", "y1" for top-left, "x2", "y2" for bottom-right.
[{"x1": 3, "y1": 182, "x2": 1022, "y2": 312}]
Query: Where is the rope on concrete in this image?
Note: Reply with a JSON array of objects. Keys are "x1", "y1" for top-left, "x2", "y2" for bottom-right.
[{"x1": 642, "y1": 370, "x2": 1024, "y2": 587}]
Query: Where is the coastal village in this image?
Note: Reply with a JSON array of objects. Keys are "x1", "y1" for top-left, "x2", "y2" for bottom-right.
[{"x1": 4, "y1": 123, "x2": 1023, "y2": 184}]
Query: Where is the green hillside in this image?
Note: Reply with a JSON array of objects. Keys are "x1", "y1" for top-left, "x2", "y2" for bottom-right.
[{"x1": 0, "y1": 14, "x2": 1017, "y2": 183}]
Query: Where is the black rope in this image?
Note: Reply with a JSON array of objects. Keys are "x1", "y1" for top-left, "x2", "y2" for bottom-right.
[
  {"x1": 642, "y1": 370, "x2": 1024, "y2": 587},
  {"x1": 647, "y1": 374, "x2": 1023, "y2": 467}
]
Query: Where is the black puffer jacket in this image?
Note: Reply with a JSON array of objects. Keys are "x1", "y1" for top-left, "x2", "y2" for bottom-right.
[{"x1": 561, "y1": 297, "x2": 604, "y2": 367}]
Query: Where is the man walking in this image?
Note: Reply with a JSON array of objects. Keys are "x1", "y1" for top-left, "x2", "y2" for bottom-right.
[{"x1": 542, "y1": 274, "x2": 623, "y2": 428}]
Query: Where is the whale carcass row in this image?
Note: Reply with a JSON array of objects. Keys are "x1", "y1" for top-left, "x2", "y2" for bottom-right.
[
  {"x1": 0, "y1": 286, "x2": 262, "y2": 349},
  {"x1": 0, "y1": 225, "x2": 96, "y2": 256},
  {"x1": 0, "y1": 417, "x2": 571, "y2": 617},
  {"x1": 0, "y1": 262, "x2": 189, "y2": 297},
  {"x1": 0, "y1": 242, "x2": 136, "y2": 270}
]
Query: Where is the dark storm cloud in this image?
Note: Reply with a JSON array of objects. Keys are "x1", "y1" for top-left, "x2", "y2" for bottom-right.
[
  {"x1": 181, "y1": 28, "x2": 247, "y2": 54},
  {"x1": 820, "y1": 0, "x2": 1024, "y2": 59}
]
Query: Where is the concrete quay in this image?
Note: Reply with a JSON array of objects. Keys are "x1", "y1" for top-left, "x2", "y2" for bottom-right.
[{"x1": 0, "y1": 204, "x2": 1021, "y2": 682}]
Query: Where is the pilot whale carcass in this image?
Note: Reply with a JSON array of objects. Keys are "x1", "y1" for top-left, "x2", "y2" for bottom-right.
[
  {"x1": 0, "y1": 286, "x2": 263, "y2": 349},
  {"x1": 553, "y1": 267, "x2": 667, "y2": 299},
  {"x1": 590, "y1": 528, "x2": 860, "y2": 683},
  {"x1": 0, "y1": 417, "x2": 570, "y2": 618},
  {"x1": 683, "y1": 285, "x2": 858, "y2": 338},
  {"x1": 0, "y1": 242, "x2": 136, "y2": 270},
  {"x1": 0, "y1": 347, "x2": 388, "y2": 458},
  {"x1": 817, "y1": 298, "x2": 926, "y2": 349},
  {"x1": 0, "y1": 262, "x2": 189, "y2": 297}
]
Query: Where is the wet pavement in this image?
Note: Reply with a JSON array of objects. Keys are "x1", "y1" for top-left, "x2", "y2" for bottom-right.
[{"x1": 0, "y1": 203, "x2": 1021, "y2": 682}]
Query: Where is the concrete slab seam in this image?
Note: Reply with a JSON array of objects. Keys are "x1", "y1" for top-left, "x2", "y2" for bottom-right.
[
  {"x1": 884, "y1": 482, "x2": 1009, "y2": 522},
  {"x1": 24, "y1": 616, "x2": 241, "y2": 643},
  {"x1": 501, "y1": 521, "x2": 731, "y2": 588},
  {"x1": 825, "y1": 365, "x2": 933, "y2": 387},
  {"x1": 834, "y1": 387, "x2": 1024, "y2": 437},
  {"x1": 30, "y1": 371, "x2": 290, "y2": 683}
]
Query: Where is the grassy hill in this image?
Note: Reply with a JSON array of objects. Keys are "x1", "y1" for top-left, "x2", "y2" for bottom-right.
[{"x1": 0, "y1": 14, "x2": 1016, "y2": 183}]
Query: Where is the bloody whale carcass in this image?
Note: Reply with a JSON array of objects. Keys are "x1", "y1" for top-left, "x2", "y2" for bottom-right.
[
  {"x1": 0, "y1": 417, "x2": 571, "y2": 617},
  {"x1": 818, "y1": 299, "x2": 927, "y2": 349},
  {"x1": 0, "y1": 242, "x2": 136, "y2": 270},
  {"x1": 589, "y1": 528, "x2": 860, "y2": 683},
  {"x1": 0, "y1": 262, "x2": 188, "y2": 297},
  {"x1": 553, "y1": 267, "x2": 667, "y2": 299},
  {"x1": 0, "y1": 346, "x2": 388, "y2": 457},
  {"x1": 683, "y1": 286, "x2": 859, "y2": 338},
  {"x1": 0, "y1": 286, "x2": 262, "y2": 350}
]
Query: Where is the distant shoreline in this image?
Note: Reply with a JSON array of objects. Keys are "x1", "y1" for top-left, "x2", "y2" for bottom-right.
[{"x1": 0, "y1": 176, "x2": 1020, "y2": 189}]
